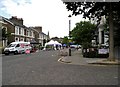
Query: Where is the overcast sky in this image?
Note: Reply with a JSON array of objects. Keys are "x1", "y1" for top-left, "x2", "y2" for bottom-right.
[{"x1": 0, "y1": 0, "x2": 88, "y2": 38}]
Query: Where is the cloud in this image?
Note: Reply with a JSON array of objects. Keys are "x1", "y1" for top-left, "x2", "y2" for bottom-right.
[{"x1": 0, "y1": 0, "x2": 87, "y2": 38}]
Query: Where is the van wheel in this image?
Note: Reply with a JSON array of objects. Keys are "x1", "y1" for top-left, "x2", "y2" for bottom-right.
[
  {"x1": 5, "y1": 53, "x2": 9, "y2": 55},
  {"x1": 14, "y1": 51, "x2": 18, "y2": 55}
]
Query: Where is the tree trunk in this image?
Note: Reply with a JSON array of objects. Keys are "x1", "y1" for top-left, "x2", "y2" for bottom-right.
[{"x1": 108, "y1": 3, "x2": 115, "y2": 61}]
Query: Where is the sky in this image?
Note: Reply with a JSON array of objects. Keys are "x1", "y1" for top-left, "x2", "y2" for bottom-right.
[{"x1": 0, "y1": 0, "x2": 88, "y2": 38}]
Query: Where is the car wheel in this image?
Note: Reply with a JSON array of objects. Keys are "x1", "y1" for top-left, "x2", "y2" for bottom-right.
[
  {"x1": 5, "y1": 53, "x2": 9, "y2": 55},
  {"x1": 14, "y1": 51, "x2": 18, "y2": 55}
]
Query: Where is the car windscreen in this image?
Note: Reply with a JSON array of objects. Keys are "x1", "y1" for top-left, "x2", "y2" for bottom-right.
[{"x1": 7, "y1": 44, "x2": 16, "y2": 47}]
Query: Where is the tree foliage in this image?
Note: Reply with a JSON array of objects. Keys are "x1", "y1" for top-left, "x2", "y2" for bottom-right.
[
  {"x1": 71, "y1": 21, "x2": 96, "y2": 45},
  {"x1": 62, "y1": 36, "x2": 69, "y2": 45},
  {"x1": 64, "y1": 2, "x2": 120, "y2": 23},
  {"x1": 2, "y1": 28, "x2": 11, "y2": 40}
]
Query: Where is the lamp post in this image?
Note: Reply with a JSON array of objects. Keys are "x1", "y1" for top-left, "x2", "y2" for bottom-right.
[{"x1": 68, "y1": 15, "x2": 71, "y2": 56}]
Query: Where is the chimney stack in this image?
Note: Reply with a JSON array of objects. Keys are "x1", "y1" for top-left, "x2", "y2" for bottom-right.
[
  {"x1": 9, "y1": 16, "x2": 23, "y2": 25},
  {"x1": 34, "y1": 26, "x2": 42, "y2": 33}
]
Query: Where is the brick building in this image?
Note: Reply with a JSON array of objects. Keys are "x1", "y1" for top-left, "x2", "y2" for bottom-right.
[{"x1": 1, "y1": 16, "x2": 50, "y2": 47}]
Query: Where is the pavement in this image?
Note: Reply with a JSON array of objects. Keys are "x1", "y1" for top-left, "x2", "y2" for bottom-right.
[{"x1": 58, "y1": 49, "x2": 120, "y2": 66}]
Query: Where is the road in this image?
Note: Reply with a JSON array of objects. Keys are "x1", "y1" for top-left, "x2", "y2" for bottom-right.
[{"x1": 2, "y1": 50, "x2": 119, "y2": 85}]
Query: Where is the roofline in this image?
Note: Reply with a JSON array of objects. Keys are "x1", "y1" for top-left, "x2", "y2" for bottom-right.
[
  {"x1": 2, "y1": 16, "x2": 14, "y2": 26},
  {"x1": 40, "y1": 32, "x2": 48, "y2": 36},
  {"x1": 29, "y1": 27, "x2": 39, "y2": 34}
]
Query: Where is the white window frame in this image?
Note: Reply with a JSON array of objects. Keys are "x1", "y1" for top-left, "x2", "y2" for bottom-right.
[
  {"x1": 21, "y1": 28, "x2": 24, "y2": 36},
  {"x1": 15, "y1": 26, "x2": 19, "y2": 35},
  {"x1": 26, "y1": 30, "x2": 30, "y2": 37},
  {"x1": 28, "y1": 31, "x2": 30, "y2": 36},
  {"x1": 39, "y1": 34, "x2": 41, "y2": 39},
  {"x1": 20, "y1": 28, "x2": 22, "y2": 35},
  {"x1": 30, "y1": 31, "x2": 32, "y2": 37},
  {"x1": 31, "y1": 31, "x2": 33, "y2": 37},
  {"x1": 26, "y1": 30, "x2": 29, "y2": 36},
  {"x1": 23, "y1": 28, "x2": 24, "y2": 36}
]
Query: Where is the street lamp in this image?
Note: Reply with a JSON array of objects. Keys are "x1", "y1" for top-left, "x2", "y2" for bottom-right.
[{"x1": 68, "y1": 15, "x2": 71, "y2": 56}]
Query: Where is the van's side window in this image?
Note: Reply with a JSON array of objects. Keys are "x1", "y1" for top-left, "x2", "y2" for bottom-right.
[{"x1": 16, "y1": 44, "x2": 20, "y2": 47}]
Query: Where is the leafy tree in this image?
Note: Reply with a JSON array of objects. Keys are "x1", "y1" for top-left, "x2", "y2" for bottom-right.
[
  {"x1": 2, "y1": 28, "x2": 11, "y2": 40},
  {"x1": 62, "y1": 36, "x2": 69, "y2": 45},
  {"x1": 71, "y1": 21, "x2": 96, "y2": 47},
  {"x1": 63, "y1": 2, "x2": 120, "y2": 61}
]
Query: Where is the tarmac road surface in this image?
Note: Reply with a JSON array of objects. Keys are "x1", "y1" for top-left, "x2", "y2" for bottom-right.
[{"x1": 2, "y1": 50, "x2": 119, "y2": 85}]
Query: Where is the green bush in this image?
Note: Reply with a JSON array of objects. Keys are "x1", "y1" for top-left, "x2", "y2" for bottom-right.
[{"x1": 82, "y1": 42, "x2": 92, "y2": 49}]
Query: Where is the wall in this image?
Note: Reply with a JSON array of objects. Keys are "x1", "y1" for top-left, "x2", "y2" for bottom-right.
[{"x1": 34, "y1": 26, "x2": 42, "y2": 33}]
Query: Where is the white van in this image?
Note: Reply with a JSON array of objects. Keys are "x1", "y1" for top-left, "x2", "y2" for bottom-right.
[{"x1": 4, "y1": 41, "x2": 32, "y2": 55}]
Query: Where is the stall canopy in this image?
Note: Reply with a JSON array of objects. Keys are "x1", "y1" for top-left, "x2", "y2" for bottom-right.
[
  {"x1": 54, "y1": 41, "x2": 62, "y2": 46},
  {"x1": 43, "y1": 40, "x2": 62, "y2": 50},
  {"x1": 45, "y1": 40, "x2": 62, "y2": 46}
]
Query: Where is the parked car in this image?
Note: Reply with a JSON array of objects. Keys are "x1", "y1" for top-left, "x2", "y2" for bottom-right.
[
  {"x1": 70, "y1": 45, "x2": 81, "y2": 50},
  {"x1": 4, "y1": 41, "x2": 32, "y2": 55}
]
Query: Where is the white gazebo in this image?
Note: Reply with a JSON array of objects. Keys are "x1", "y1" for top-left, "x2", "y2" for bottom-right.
[{"x1": 43, "y1": 40, "x2": 62, "y2": 50}]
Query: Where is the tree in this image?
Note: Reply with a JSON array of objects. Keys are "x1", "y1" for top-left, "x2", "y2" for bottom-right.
[
  {"x1": 114, "y1": 28, "x2": 120, "y2": 46},
  {"x1": 2, "y1": 28, "x2": 11, "y2": 40},
  {"x1": 71, "y1": 21, "x2": 96, "y2": 46},
  {"x1": 62, "y1": 36, "x2": 69, "y2": 45},
  {"x1": 113, "y1": 9, "x2": 120, "y2": 47},
  {"x1": 104, "y1": 14, "x2": 120, "y2": 47},
  {"x1": 63, "y1": 2, "x2": 120, "y2": 61}
]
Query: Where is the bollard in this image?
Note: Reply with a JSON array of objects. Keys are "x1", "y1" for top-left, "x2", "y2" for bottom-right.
[{"x1": 69, "y1": 48, "x2": 71, "y2": 56}]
